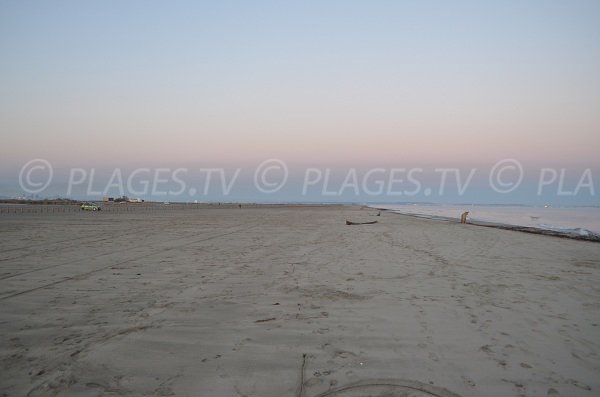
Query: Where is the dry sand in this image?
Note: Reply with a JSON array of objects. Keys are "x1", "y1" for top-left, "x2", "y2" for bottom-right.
[{"x1": 0, "y1": 205, "x2": 599, "y2": 396}]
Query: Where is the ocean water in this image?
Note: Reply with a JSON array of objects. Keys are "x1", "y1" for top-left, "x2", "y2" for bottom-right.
[{"x1": 371, "y1": 204, "x2": 600, "y2": 237}]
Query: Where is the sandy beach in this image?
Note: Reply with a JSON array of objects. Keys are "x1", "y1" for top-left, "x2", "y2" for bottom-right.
[{"x1": 1, "y1": 205, "x2": 599, "y2": 396}]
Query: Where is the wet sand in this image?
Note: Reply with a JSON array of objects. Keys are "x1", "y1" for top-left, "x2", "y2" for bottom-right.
[{"x1": 1, "y1": 206, "x2": 599, "y2": 396}]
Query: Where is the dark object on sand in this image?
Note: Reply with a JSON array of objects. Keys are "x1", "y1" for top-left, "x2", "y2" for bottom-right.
[
  {"x1": 376, "y1": 211, "x2": 381, "y2": 216},
  {"x1": 255, "y1": 317, "x2": 276, "y2": 323},
  {"x1": 346, "y1": 220, "x2": 378, "y2": 225},
  {"x1": 460, "y1": 211, "x2": 469, "y2": 224},
  {"x1": 312, "y1": 379, "x2": 463, "y2": 397}
]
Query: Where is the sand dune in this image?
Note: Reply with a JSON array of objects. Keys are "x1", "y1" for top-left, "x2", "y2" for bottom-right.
[{"x1": 0, "y1": 206, "x2": 599, "y2": 396}]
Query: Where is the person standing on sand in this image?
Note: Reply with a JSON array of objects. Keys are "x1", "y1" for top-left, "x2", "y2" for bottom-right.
[{"x1": 460, "y1": 211, "x2": 469, "y2": 224}]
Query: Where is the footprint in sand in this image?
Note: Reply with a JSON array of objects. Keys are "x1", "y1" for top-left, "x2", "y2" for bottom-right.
[
  {"x1": 461, "y1": 375, "x2": 476, "y2": 387},
  {"x1": 567, "y1": 378, "x2": 591, "y2": 391},
  {"x1": 428, "y1": 352, "x2": 440, "y2": 362},
  {"x1": 345, "y1": 370, "x2": 357, "y2": 379}
]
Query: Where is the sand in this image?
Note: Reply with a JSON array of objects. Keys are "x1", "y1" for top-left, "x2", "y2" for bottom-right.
[{"x1": 0, "y1": 205, "x2": 599, "y2": 396}]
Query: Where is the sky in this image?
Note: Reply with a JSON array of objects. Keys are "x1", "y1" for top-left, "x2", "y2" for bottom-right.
[{"x1": 1, "y1": 1, "x2": 599, "y2": 203}]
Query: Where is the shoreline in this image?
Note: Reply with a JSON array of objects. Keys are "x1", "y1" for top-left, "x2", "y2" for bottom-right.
[
  {"x1": 3, "y1": 201, "x2": 599, "y2": 243},
  {"x1": 372, "y1": 208, "x2": 600, "y2": 243},
  {"x1": 3, "y1": 200, "x2": 599, "y2": 243}
]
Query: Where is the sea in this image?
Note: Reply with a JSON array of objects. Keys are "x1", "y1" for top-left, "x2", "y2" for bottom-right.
[{"x1": 370, "y1": 203, "x2": 600, "y2": 238}]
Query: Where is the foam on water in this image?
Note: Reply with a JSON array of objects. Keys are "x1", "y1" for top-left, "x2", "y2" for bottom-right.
[{"x1": 371, "y1": 204, "x2": 600, "y2": 237}]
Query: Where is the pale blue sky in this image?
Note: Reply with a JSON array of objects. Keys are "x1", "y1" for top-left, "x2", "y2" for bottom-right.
[{"x1": 1, "y1": 1, "x2": 599, "y2": 202}]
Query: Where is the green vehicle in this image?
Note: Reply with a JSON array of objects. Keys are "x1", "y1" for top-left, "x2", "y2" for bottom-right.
[{"x1": 80, "y1": 202, "x2": 101, "y2": 211}]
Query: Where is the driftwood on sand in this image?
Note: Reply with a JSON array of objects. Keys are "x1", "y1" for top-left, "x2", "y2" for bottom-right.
[{"x1": 346, "y1": 220, "x2": 378, "y2": 225}]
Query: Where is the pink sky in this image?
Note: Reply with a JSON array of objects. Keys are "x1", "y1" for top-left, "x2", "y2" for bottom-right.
[{"x1": 2, "y1": 1, "x2": 599, "y2": 176}]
